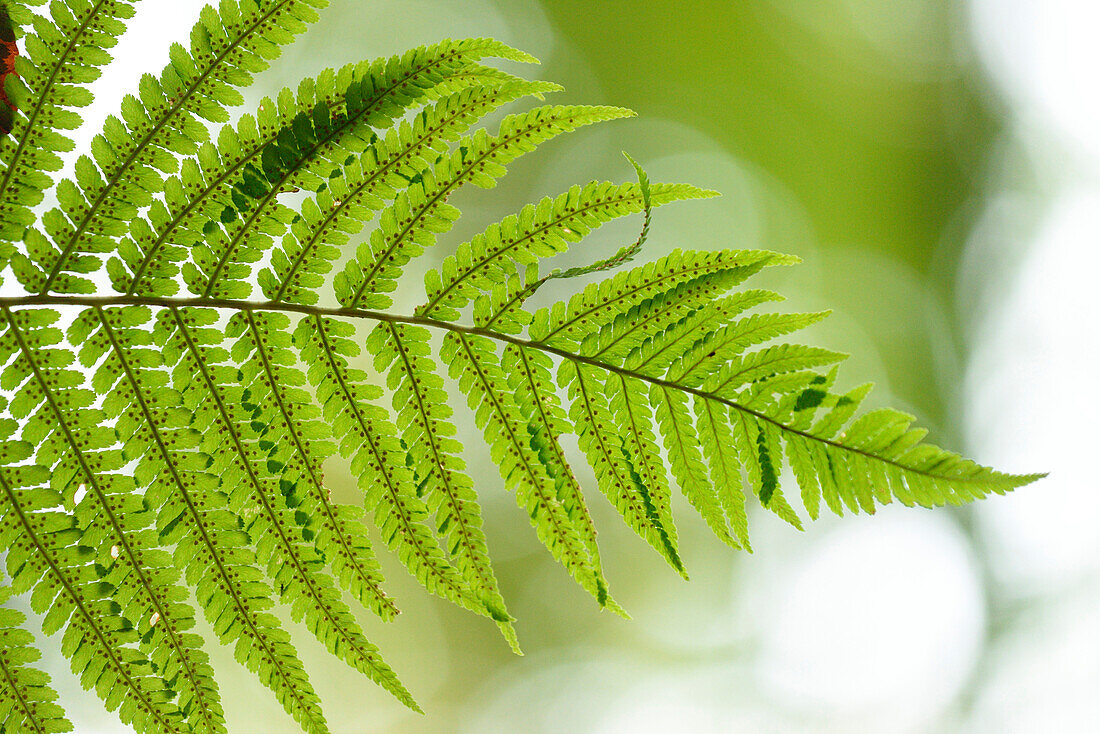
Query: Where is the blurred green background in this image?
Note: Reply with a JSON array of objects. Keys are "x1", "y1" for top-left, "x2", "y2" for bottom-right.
[
  {"x1": 40, "y1": 0, "x2": 1100, "y2": 732},
  {"x1": 281, "y1": 0, "x2": 1007, "y2": 433}
]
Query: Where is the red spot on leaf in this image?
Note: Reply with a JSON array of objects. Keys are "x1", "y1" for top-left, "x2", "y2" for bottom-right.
[{"x1": 1, "y1": 4, "x2": 18, "y2": 136}]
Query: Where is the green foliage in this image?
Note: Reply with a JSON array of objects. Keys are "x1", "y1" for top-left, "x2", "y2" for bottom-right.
[
  {"x1": 0, "y1": 452, "x2": 73, "y2": 734},
  {"x1": 0, "y1": 2, "x2": 1041, "y2": 732}
]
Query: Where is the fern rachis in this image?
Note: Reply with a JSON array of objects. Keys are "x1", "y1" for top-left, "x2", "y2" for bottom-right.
[{"x1": 0, "y1": 1, "x2": 1040, "y2": 732}]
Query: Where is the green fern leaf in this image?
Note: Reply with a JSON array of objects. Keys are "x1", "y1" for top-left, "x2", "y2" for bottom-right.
[
  {"x1": 292, "y1": 315, "x2": 490, "y2": 623},
  {"x1": 17, "y1": 305, "x2": 223, "y2": 729},
  {"x1": 623, "y1": 288, "x2": 784, "y2": 376},
  {"x1": 558, "y1": 359, "x2": 685, "y2": 576},
  {"x1": 0, "y1": 6, "x2": 1042, "y2": 731},
  {"x1": 150, "y1": 307, "x2": 334, "y2": 733},
  {"x1": 442, "y1": 332, "x2": 615, "y2": 610},
  {"x1": 0, "y1": 0, "x2": 138, "y2": 243},
  {"x1": 605, "y1": 372, "x2": 681, "y2": 561},
  {"x1": 113, "y1": 39, "x2": 535, "y2": 297},
  {"x1": 336, "y1": 104, "x2": 635, "y2": 309},
  {"x1": 650, "y1": 384, "x2": 738, "y2": 549},
  {"x1": 368, "y1": 322, "x2": 518, "y2": 649},
  {"x1": 582, "y1": 272, "x2": 754, "y2": 366},
  {"x1": 0, "y1": 547, "x2": 73, "y2": 734},
  {"x1": 0, "y1": 308, "x2": 193, "y2": 734},
  {"x1": 500, "y1": 343, "x2": 614, "y2": 605},
  {"x1": 23, "y1": 0, "x2": 328, "y2": 296},
  {"x1": 693, "y1": 395, "x2": 752, "y2": 549},
  {"x1": 699, "y1": 343, "x2": 848, "y2": 400},
  {"x1": 70, "y1": 305, "x2": 231, "y2": 734},
  {"x1": 667, "y1": 310, "x2": 833, "y2": 387},
  {"x1": 545, "y1": 152, "x2": 654, "y2": 280},
  {"x1": 220, "y1": 311, "x2": 412, "y2": 711},
  {"x1": 261, "y1": 80, "x2": 559, "y2": 305},
  {"x1": 726, "y1": 409, "x2": 803, "y2": 528},
  {"x1": 181, "y1": 41, "x2": 539, "y2": 301},
  {"x1": 228, "y1": 311, "x2": 395, "y2": 614},
  {"x1": 419, "y1": 178, "x2": 714, "y2": 321},
  {"x1": 529, "y1": 249, "x2": 795, "y2": 348}
]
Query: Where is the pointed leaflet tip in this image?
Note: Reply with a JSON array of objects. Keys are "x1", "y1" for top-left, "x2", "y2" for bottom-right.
[
  {"x1": 546, "y1": 152, "x2": 654, "y2": 281},
  {"x1": 621, "y1": 151, "x2": 647, "y2": 188},
  {"x1": 604, "y1": 598, "x2": 632, "y2": 620},
  {"x1": 466, "y1": 37, "x2": 542, "y2": 64},
  {"x1": 623, "y1": 151, "x2": 722, "y2": 199},
  {"x1": 498, "y1": 620, "x2": 524, "y2": 655}
]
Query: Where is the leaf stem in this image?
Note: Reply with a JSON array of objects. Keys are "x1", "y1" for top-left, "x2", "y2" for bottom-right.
[{"x1": 0, "y1": 293, "x2": 1034, "y2": 484}]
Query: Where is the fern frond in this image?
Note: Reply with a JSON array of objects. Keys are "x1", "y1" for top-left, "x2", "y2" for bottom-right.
[
  {"x1": 336, "y1": 104, "x2": 635, "y2": 309},
  {"x1": 292, "y1": 315, "x2": 485, "y2": 616},
  {"x1": 693, "y1": 396, "x2": 752, "y2": 548},
  {"x1": 232, "y1": 311, "x2": 413, "y2": 706},
  {"x1": 182, "y1": 41, "x2": 538, "y2": 301},
  {"x1": 442, "y1": 332, "x2": 614, "y2": 609},
  {"x1": 369, "y1": 322, "x2": 518, "y2": 649},
  {"x1": 11, "y1": 306, "x2": 220, "y2": 730},
  {"x1": 0, "y1": 307, "x2": 191, "y2": 734},
  {"x1": 0, "y1": 574, "x2": 73, "y2": 734},
  {"x1": 667, "y1": 310, "x2": 832, "y2": 387},
  {"x1": 0, "y1": 7, "x2": 1041, "y2": 730},
  {"x1": 230, "y1": 311, "x2": 395, "y2": 615},
  {"x1": 698, "y1": 343, "x2": 847, "y2": 400},
  {"x1": 454, "y1": 154, "x2": 657, "y2": 334},
  {"x1": 70, "y1": 306, "x2": 228, "y2": 734},
  {"x1": 530, "y1": 249, "x2": 796, "y2": 348},
  {"x1": 21, "y1": 0, "x2": 328, "y2": 296},
  {"x1": 582, "y1": 272, "x2": 753, "y2": 366},
  {"x1": 558, "y1": 359, "x2": 685, "y2": 576},
  {"x1": 0, "y1": 0, "x2": 138, "y2": 243},
  {"x1": 605, "y1": 373, "x2": 681, "y2": 560},
  {"x1": 418, "y1": 179, "x2": 715, "y2": 321},
  {"x1": 623, "y1": 289, "x2": 784, "y2": 376},
  {"x1": 151, "y1": 307, "x2": 333, "y2": 733},
  {"x1": 500, "y1": 343, "x2": 613, "y2": 604},
  {"x1": 111, "y1": 39, "x2": 533, "y2": 298},
  {"x1": 650, "y1": 385, "x2": 737, "y2": 549},
  {"x1": 545, "y1": 152, "x2": 654, "y2": 281},
  {"x1": 728, "y1": 409, "x2": 803, "y2": 528},
  {"x1": 159, "y1": 307, "x2": 412, "y2": 719},
  {"x1": 261, "y1": 79, "x2": 560, "y2": 305}
]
